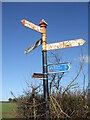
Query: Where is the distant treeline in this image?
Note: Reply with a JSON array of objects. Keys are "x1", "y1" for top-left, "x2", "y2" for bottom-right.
[
  {"x1": 0, "y1": 101, "x2": 10, "y2": 103},
  {"x1": 0, "y1": 98, "x2": 17, "y2": 103},
  {"x1": 1, "y1": 118, "x2": 59, "y2": 120}
]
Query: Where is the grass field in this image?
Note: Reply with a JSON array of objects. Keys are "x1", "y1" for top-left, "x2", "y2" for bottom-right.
[{"x1": 0, "y1": 102, "x2": 17, "y2": 118}]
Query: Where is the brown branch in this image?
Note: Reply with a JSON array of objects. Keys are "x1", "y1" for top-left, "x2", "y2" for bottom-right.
[{"x1": 62, "y1": 58, "x2": 85, "y2": 95}]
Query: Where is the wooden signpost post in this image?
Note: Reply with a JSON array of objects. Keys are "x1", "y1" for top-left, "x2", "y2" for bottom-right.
[{"x1": 21, "y1": 19, "x2": 85, "y2": 119}]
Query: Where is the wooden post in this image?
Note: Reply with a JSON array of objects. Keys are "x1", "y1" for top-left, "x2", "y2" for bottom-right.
[{"x1": 39, "y1": 19, "x2": 49, "y2": 119}]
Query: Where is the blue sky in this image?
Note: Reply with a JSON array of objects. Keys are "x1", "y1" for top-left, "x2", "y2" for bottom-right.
[{"x1": 2, "y1": 2, "x2": 88, "y2": 100}]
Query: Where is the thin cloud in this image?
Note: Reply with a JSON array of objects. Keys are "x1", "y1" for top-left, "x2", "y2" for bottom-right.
[
  {"x1": 74, "y1": 55, "x2": 90, "y2": 64},
  {"x1": 79, "y1": 55, "x2": 90, "y2": 64}
]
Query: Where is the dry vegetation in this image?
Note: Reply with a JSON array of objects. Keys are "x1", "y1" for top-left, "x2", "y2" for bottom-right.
[
  {"x1": 14, "y1": 87, "x2": 90, "y2": 120},
  {"x1": 11, "y1": 52, "x2": 90, "y2": 119}
]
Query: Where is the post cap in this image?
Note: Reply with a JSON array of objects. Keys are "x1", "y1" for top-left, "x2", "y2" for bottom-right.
[{"x1": 39, "y1": 19, "x2": 48, "y2": 27}]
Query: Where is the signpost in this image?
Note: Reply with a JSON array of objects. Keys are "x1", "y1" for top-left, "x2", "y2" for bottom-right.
[
  {"x1": 48, "y1": 63, "x2": 70, "y2": 73},
  {"x1": 32, "y1": 73, "x2": 43, "y2": 79},
  {"x1": 21, "y1": 18, "x2": 85, "y2": 119},
  {"x1": 21, "y1": 19, "x2": 43, "y2": 33},
  {"x1": 44, "y1": 39, "x2": 85, "y2": 51},
  {"x1": 21, "y1": 19, "x2": 49, "y2": 119},
  {"x1": 24, "y1": 39, "x2": 42, "y2": 54}
]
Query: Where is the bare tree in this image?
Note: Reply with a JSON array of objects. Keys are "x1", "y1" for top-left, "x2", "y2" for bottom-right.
[{"x1": 10, "y1": 50, "x2": 90, "y2": 119}]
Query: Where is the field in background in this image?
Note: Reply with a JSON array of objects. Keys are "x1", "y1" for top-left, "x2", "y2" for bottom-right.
[{"x1": 0, "y1": 102, "x2": 17, "y2": 118}]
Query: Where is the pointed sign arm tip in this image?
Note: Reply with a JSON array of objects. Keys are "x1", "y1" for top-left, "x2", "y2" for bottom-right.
[
  {"x1": 82, "y1": 39, "x2": 86, "y2": 45},
  {"x1": 24, "y1": 51, "x2": 26, "y2": 54},
  {"x1": 79, "y1": 38, "x2": 85, "y2": 44},
  {"x1": 68, "y1": 63, "x2": 71, "y2": 72},
  {"x1": 24, "y1": 50, "x2": 28, "y2": 54},
  {"x1": 21, "y1": 19, "x2": 25, "y2": 26}
]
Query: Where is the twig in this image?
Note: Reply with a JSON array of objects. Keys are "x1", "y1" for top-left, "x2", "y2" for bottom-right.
[
  {"x1": 50, "y1": 96, "x2": 58, "y2": 115},
  {"x1": 62, "y1": 59, "x2": 84, "y2": 95},
  {"x1": 51, "y1": 96, "x2": 71, "y2": 118}
]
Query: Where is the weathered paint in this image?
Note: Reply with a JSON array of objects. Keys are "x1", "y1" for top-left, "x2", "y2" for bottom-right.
[
  {"x1": 39, "y1": 19, "x2": 48, "y2": 27},
  {"x1": 39, "y1": 19, "x2": 49, "y2": 119},
  {"x1": 42, "y1": 34, "x2": 47, "y2": 51},
  {"x1": 21, "y1": 19, "x2": 43, "y2": 33},
  {"x1": 24, "y1": 39, "x2": 41, "y2": 54},
  {"x1": 45, "y1": 39, "x2": 85, "y2": 51}
]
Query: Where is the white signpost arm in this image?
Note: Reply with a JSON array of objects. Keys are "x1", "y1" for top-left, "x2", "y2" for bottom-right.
[
  {"x1": 21, "y1": 19, "x2": 43, "y2": 33},
  {"x1": 45, "y1": 39, "x2": 85, "y2": 51}
]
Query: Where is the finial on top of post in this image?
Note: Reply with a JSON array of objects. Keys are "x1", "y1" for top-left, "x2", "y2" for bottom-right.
[{"x1": 39, "y1": 19, "x2": 48, "y2": 27}]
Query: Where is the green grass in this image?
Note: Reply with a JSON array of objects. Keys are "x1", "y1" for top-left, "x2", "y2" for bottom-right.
[
  {"x1": 0, "y1": 102, "x2": 2, "y2": 119},
  {"x1": 0, "y1": 102, "x2": 17, "y2": 118}
]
